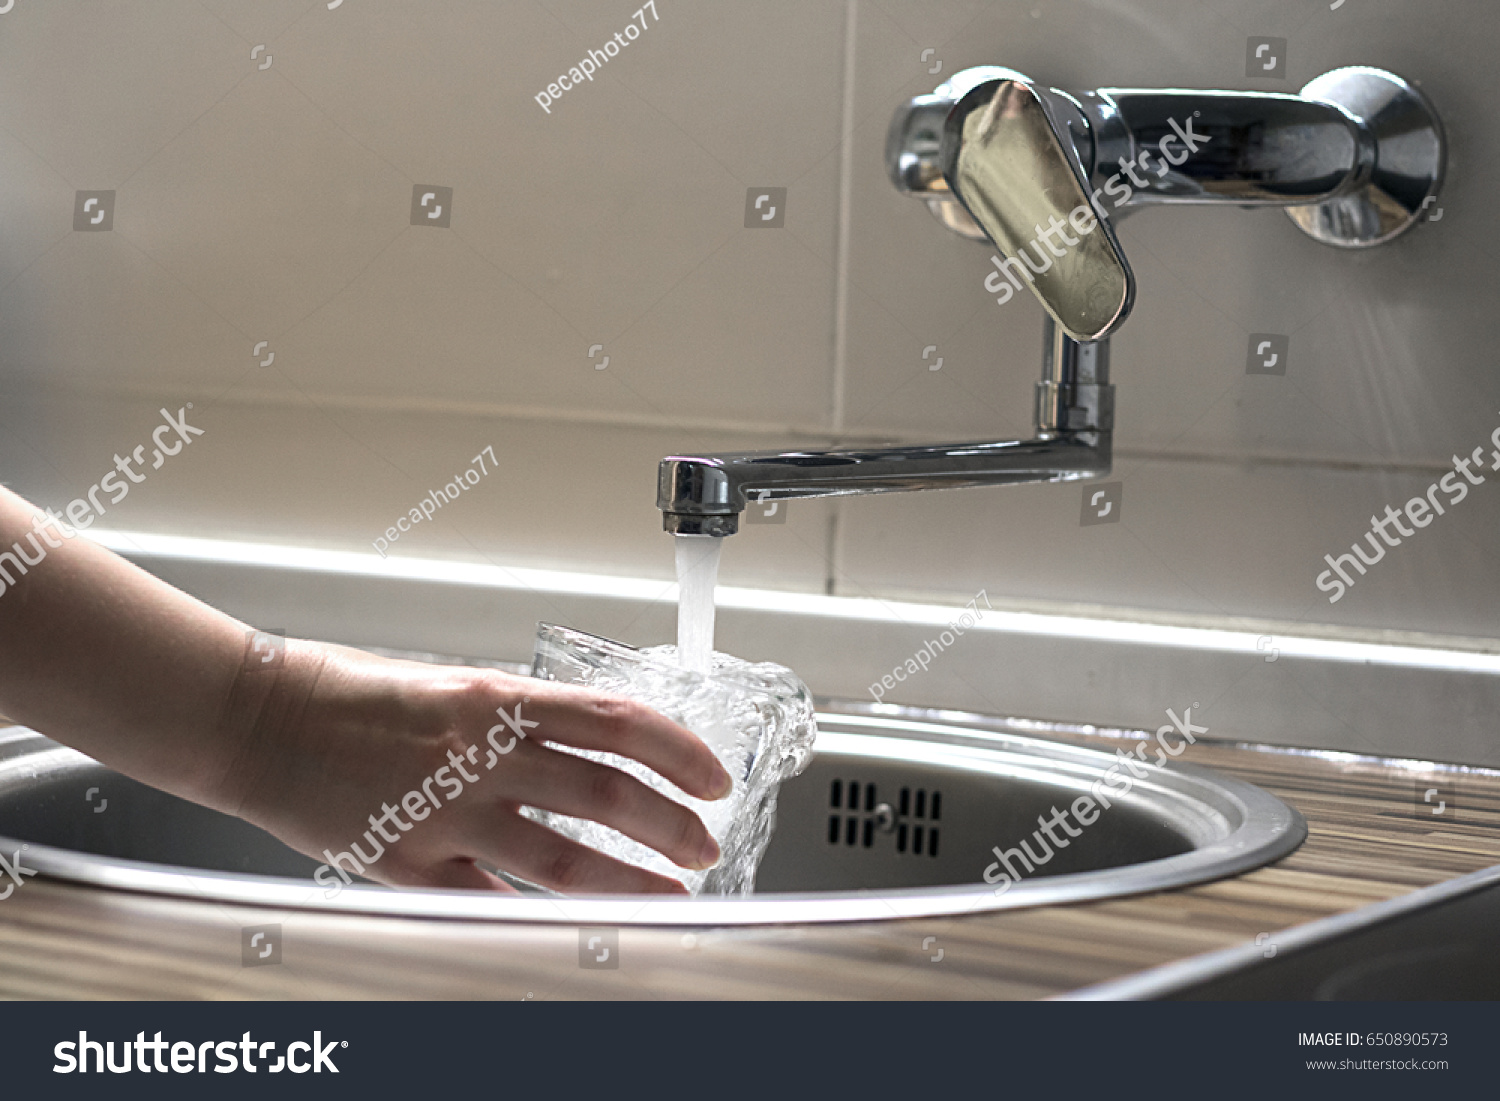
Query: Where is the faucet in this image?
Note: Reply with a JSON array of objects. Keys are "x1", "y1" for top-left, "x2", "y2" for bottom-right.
[{"x1": 658, "y1": 65, "x2": 1444, "y2": 536}]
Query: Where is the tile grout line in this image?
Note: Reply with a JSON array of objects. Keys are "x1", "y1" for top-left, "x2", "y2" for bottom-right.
[
  {"x1": 825, "y1": 0, "x2": 859, "y2": 596},
  {"x1": 1, "y1": 377, "x2": 1470, "y2": 480},
  {"x1": 830, "y1": 0, "x2": 858, "y2": 439}
]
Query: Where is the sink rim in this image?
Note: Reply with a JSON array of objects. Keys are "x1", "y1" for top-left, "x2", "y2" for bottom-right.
[{"x1": 0, "y1": 703, "x2": 1306, "y2": 926}]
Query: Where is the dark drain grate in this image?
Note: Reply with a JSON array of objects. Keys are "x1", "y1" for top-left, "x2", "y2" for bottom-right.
[
  {"x1": 827, "y1": 778, "x2": 876, "y2": 848},
  {"x1": 828, "y1": 778, "x2": 940, "y2": 857}
]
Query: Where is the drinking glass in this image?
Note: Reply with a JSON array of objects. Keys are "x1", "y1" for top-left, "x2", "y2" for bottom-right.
[{"x1": 528, "y1": 623, "x2": 816, "y2": 895}]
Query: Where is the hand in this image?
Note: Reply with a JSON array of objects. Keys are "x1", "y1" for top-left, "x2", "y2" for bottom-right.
[
  {"x1": 0, "y1": 486, "x2": 726, "y2": 896},
  {"x1": 216, "y1": 640, "x2": 733, "y2": 896}
]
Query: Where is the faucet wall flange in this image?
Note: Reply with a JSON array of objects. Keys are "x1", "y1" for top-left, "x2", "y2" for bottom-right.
[{"x1": 1282, "y1": 67, "x2": 1445, "y2": 247}]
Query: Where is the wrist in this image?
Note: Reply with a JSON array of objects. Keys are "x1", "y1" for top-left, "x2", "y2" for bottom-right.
[{"x1": 205, "y1": 635, "x2": 328, "y2": 817}]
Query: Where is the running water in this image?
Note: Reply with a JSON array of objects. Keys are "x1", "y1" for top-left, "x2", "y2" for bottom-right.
[{"x1": 675, "y1": 534, "x2": 722, "y2": 673}]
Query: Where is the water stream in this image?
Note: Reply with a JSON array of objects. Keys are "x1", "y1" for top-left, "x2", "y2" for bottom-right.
[{"x1": 674, "y1": 534, "x2": 723, "y2": 674}]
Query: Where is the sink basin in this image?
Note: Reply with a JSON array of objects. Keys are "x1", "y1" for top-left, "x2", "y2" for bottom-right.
[{"x1": 0, "y1": 703, "x2": 1304, "y2": 925}]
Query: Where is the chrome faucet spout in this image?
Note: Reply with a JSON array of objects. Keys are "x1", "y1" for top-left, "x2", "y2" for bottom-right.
[
  {"x1": 658, "y1": 433, "x2": 1110, "y2": 537},
  {"x1": 658, "y1": 323, "x2": 1111, "y2": 536}
]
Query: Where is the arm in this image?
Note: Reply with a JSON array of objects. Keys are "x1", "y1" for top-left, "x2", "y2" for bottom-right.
[{"x1": 0, "y1": 486, "x2": 729, "y2": 894}]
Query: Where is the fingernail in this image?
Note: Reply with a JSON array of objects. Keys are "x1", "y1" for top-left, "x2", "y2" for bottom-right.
[
  {"x1": 696, "y1": 835, "x2": 721, "y2": 870},
  {"x1": 710, "y1": 764, "x2": 734, "y2": 800}
]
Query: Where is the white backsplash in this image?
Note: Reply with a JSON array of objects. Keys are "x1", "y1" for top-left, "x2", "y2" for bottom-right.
[{"x1": 1, "y1": 1, "x2": 1495, "y2": 759}]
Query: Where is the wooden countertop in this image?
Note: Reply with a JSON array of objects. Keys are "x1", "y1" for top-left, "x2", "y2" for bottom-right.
[{"x1": 2, "y1": 730, "x2": 1497, "y2": 1000}]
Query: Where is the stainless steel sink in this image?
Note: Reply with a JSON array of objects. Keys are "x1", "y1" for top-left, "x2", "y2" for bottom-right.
[{"x1": 0, "y1": 703, "x2": 1304, "y2": 925}]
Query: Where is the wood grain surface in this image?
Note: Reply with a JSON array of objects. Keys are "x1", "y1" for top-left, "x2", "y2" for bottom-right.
[{"x1": 1, "y1": 730, "x2": 1496, "y2": 1000}]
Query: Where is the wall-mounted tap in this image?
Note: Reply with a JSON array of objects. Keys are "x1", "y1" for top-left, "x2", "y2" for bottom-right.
[{"x1": 657, "y1": 65, "x2": 1444, "y2": 536}]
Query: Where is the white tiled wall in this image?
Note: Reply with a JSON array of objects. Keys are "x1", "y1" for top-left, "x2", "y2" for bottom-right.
[{"x1": 2, "y1": 0, "x2": 1497, "y2": 657}]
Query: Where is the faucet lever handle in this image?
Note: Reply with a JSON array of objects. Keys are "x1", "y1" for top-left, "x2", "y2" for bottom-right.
[{"x1": 941, "y1": 78, "x2": 1134, "y2": 343}]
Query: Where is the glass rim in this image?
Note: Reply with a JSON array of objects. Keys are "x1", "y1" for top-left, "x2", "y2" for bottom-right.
[{"x1": 533, "y1": 622, "x2": 797, "y2": 698}]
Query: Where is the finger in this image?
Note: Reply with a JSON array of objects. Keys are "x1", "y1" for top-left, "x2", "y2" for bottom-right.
[
  {"x1": 479, "y1": 812, "x2": 690, "y2": 895},
  {"x1": 507, "y1": 680, "x2": 733, "y2": 801},
  {"x1": 520, "y1": 745, "x2": 720, "y2": 871}
]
